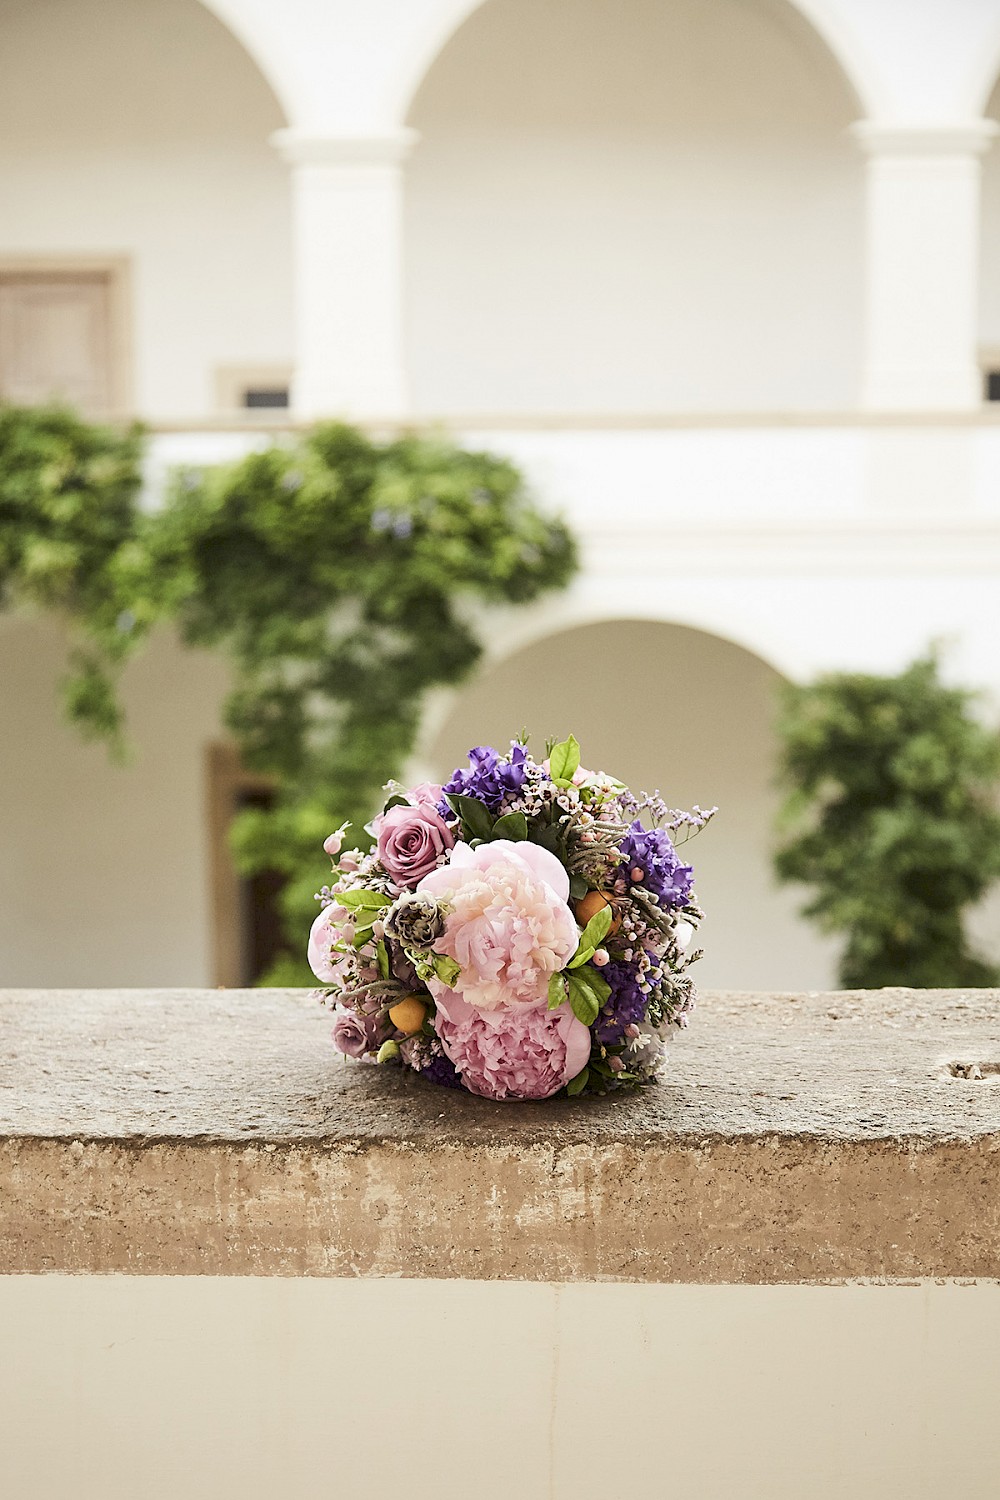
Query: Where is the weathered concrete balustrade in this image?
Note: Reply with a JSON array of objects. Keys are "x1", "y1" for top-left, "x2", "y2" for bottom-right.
[{"x1": 1, "y1": 986, "x2": 998, "y2": 1281}]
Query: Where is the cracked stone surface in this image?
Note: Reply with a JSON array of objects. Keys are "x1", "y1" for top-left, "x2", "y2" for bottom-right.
[{"x1": 1, "y1": 987, "x2": 998, "y2": 1280}]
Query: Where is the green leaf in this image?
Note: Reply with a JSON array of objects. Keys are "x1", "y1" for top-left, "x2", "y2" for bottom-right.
[
  {"x1": 565, "y1": 1066, "x2": 589, "y2": 1097},
  {"x1": 528, "y1": 824, "x2": 562, "y2": 854},
  {"x1": 445, "y1": 793, "x2": 494, "y2": 842},
  {"x1": 578, "y1": 904, "x2": 612, "y2": 952},
  {"x1": 547, "y1": 971, "x2": 568, "y2": 1010},
  {"x1": 567, "y1": 945, "x2": 595, "y2": 969},
  {"x1": 376, "y1": 1040, "x2": 400, "y2": 1064},
  {"x1": 433, "y1": 953, "x2": 461, "y2": 986},
  {"x1": 566, "y1": 966, "x2": 610, "y2": 1026},
  {"x1": 376, "y1": 939, "x2": 390, "y2": 980},
  {"x1": 382, "y1": 794, "x2": 409, "y2": 814},
  {"x1": 565, "y1": 904, "x2": 612, "y2": 969},
  {"x1": 337, "y1": 888, "x2": 392, "y2": 911},
  {"x1": 549, "y1": 735, "x2": 580, "y2": 784},
  {"x1": 491, "y1": 810, "x2": 528, "y2": 841},
  {"x1": 569, "y1": 873, "x2": 588, "y2": 901}
]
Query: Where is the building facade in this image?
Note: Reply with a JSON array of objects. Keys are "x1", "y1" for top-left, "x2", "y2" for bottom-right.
[{"x1": 2, "y1": 0, "x2": 1000, "y2": 989}]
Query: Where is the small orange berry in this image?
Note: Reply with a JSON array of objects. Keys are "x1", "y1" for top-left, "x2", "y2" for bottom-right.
[
  {"x1": 388, "y1": 995, "x2": 428, "y2": 1035},
  {"x1": 573, "y1": 889, "x2": 620, "y2": 936}
]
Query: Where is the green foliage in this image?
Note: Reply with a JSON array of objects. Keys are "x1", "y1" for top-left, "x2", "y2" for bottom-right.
[
  {"x1": 150, "y1": 424, "x2": 576, "y2": 979},
  {"x1": 0, "y1": 406, "x2": 147, "y2": 752},
  {"x1": 0, "y1": 408, "x2": 578, "y2": 981},
  {"x1": 774, "y1": 654, "x2": 1000, "y2": 988}
]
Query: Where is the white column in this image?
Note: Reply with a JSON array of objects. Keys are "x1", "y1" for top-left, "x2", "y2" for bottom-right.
[
  {"x1": 271, "y1": 128, "x2": 418, "y2": 420},
  {"x1": 853, "y1": 122, "x2": 997, "y2": 411}
]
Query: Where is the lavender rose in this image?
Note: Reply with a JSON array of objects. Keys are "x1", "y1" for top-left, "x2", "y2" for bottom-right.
[
  {"x1": 375, "y1": 801, "x2": 454, "y2": 888},
  {"x1": 330, "y1": 1006, "x2": 384, "y2": 1058}
]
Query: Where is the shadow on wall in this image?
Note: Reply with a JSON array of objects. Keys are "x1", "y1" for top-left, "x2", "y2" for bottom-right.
[{"x1": 427, "y1": 619, "x2": 839, "y2": 991}]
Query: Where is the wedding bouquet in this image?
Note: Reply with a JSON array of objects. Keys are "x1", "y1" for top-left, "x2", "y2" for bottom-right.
[{"x1": 308, "y1": 737, "x2": 714, "y2": 1100}]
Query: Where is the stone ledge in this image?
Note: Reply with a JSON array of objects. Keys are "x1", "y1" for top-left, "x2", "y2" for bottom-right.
[{"x1": 1, "y1": 987, "x2": 998, "y2": 1281}]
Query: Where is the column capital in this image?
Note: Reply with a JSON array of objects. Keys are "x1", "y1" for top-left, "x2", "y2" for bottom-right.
[
  {"x1": 851, "y1": 120, "x2": 998, "y2": 158},
  {"x1": 270, "y1": 127, "x2": 419, "y2": 168}
]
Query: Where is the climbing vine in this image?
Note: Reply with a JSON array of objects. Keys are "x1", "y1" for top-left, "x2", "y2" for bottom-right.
[
  {"x1": 0, "y1": 407, "x2": 578, "y2": 981},
  {"x1": 0, "y1": 405, "x2": 147, "y2": 748},
  {"x1": 774, "y1": 654, "x2": 1000, "y2": 988}
]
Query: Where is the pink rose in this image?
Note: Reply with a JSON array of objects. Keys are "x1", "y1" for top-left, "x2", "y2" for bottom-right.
[
  {"x1": 375, "y1": 800, "x2": 454, "y2": 888},
  {"x1": 408, "y1": 781, "x2": 444, "y2": 810},
  {"x1": 433, "y1": 987, "x2": 591, "y2": 1101},
  {"x1": 307, "y1": 904, "x2": 351, "y2": 984},
  {"x1": 331, "y1": 1006, "x2": 384, "y2": 1058},
  {"x1": 417, "y1": 840, "x2": 579, "y2": 1010}
]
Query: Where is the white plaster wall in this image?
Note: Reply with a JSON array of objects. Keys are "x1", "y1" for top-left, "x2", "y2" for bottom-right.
[
  {"x1": 405, "y1": 0, "x2": 864, "y2": 416},
  {"x1": 0, "y1": 0, "x2": 292, "y2": 421},
  {"x1": 426, "y1": 620, "x2": 840, "y2": 991},
  {"x1": 1, "y1": 1277, "x2": 998, "y2": 1500},
  {"x1": 0, "y1": 618, "x2": 228, "y2": 987}
]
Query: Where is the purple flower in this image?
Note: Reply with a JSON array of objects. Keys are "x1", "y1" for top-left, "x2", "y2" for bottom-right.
[
  {"x1": 419, "y1": 1050, "x2": 464, "y2": 1090},
  {"x1": 440, "y1": 744, "x2": 528, "y2": 815},
  {"x1": 593, "y1": 960, "x2": 648, "y2": 1046},
  {"x1": 617, "y1": 821, "x2": 694, "y2": 910}
]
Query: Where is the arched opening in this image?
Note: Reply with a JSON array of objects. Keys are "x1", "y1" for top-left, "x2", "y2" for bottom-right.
[
  {"x1": 426, "y1": 619, "x2": 838, "y2": 990},
  {"x1": 404, "y1": 0, "x2": 864, "y2": 418},
  {"x1": 0, "y1": 0, "x2": 292, "y2": 420}
]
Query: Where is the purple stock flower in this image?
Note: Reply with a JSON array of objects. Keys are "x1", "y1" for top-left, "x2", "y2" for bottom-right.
[
  {"x1": 617, "y1": 821, "x2": 694, "y2": 910},
  {"x1": 419, "y1": 1050, "x2": 464, "y2": 1090},
  {"x1": 440, "y1": 744, "x2": 528, "y2": 815},
  {"x1": 593, "y1": 960, "x2": 648, "y2": 1046}
]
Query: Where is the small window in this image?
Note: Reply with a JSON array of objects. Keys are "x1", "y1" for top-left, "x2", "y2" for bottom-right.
[
  {"x1": 216, "y1": 365, "x2": 293, "y2": 417},
  {"x1": 243, "y1": 387, "x2": 289, "y2": 409},
  {"x1": 986, "y1": 370, "x2": 1000, "y2": 403},
  {"x1": 0, "y1": 260, "x2": 130, "y2": 416}
]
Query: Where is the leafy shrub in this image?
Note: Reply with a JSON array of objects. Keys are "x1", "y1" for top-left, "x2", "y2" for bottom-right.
[
  {"x1": 0, "y1": 408, "x2": 578, "y2": 980},
  {"x1": 774, "y1": 655, "x2": 1000, "y2": 988}
]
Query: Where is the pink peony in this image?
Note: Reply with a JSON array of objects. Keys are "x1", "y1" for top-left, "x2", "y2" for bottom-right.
[
  {"x1": 433, "y1": 987, "x2": 591, "y2": 1101},
  {"x1": 417, "y1": 840, "x2": 579, "y2": 1010},
  {"x1": 307, "y1": 903, "x2": 352, "y2": 984},
  {"x1": 374, "y1": 801, "x2": 454, "y2": 889}
]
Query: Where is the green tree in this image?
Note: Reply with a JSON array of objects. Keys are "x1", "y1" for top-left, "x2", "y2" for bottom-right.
[
  {"x1": 149, "y1": 423, "x2": 577, "y2": 980},
  {"x1": 0, "y1": 408, "x2": 578, "y2": 980},
  {"x1": 774, "y1": 655, "x2": 1000, "y2": 988}
]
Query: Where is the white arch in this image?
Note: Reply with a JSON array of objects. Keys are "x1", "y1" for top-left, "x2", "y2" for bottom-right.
[
  {"x1": 966, "y1": 12, "x2": 1000, "y2": 119},
  {"x1": 411, "y1": 592, "x2": 794, "y2": 778},
  {"x1": 195, "y1": 0, "x2": 297, "y2": 124},
  {"x1": 395, "y1": 0, "x2": 881, "y2": 125}
]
